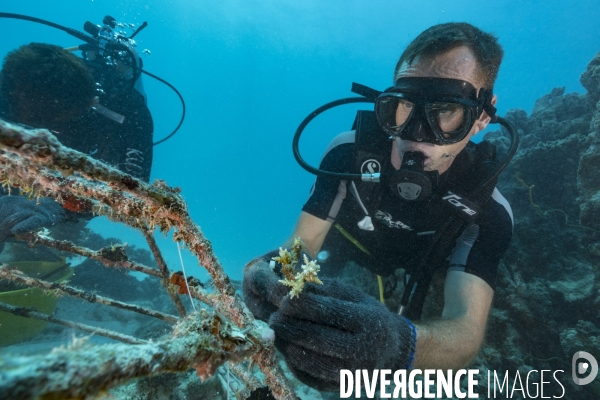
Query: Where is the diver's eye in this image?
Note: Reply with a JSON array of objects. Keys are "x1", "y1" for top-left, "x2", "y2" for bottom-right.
[
  {"x1": 398, "y1": 99, "x2": 414, "y2": 110},
  {"x1": 430, "y1": 103, "x2": 462, "y2": 116},
  {"x1": 428, "y1": 102, "x2": 465, "y2": 133}
]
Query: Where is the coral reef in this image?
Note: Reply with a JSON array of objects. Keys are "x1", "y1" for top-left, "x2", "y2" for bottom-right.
[
  {"x1": 0, "y1": 119, "x2": 297, "y2": 399},
  {"x1": 476, "y1": 51, "x2": 600, "y2": 398},
  {"x1": 2, "y1": 49, "x2": 600, "y2": 400}
]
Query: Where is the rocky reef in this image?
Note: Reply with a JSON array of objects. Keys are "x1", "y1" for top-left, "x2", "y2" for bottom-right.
[{"x1": 477, "y1": 51, "x2": 600, "y2": 399}]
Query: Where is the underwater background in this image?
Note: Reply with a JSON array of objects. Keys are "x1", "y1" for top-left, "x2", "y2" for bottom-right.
[
  {"x1": 1, "y1": 1, "x2": 600, "y2": 399},
  {"x1": 1, "y1": 0, "x2": 598, "y2": 282}
]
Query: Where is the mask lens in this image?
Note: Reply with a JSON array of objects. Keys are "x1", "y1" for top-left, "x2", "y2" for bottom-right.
[
  {"x1": 375, "y1": 96, "x2": 415, "y2": 135},
  {"x1": 427, "y1": 102, "x2": 466, "y2": 133},
  {"x1": 394, "y1": 98, "x2": 414, "y2": 126}
]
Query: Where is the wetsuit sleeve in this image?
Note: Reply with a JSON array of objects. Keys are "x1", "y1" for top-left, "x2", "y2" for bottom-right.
[
  {"x1": 449, "y1": 197, "x2": 513, "y2": 290},
  {"x1": 302, "y1": 142, "x2": 354, "y2": 221}
]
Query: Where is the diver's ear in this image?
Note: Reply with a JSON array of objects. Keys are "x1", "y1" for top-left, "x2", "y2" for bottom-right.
[
  {"x1": 490, "y1": 94, "x2": 498, "y2": 106},
  {"x1": 474, "y1": 94, "x2": 497, "y2": 132}
]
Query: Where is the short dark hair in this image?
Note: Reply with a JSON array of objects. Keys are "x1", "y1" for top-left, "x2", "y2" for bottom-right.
[
  {"x1": 0, "y1": 43, "x2": 96, "y2": 127},
  {"x1": 394, "y1": 23, "x2": 504, "y2": 88}
]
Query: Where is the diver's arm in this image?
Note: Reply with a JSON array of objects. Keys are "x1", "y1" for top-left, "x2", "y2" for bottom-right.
[
  {"x1": 412, "y1": 270, "x2": 493, "y2": 369},
  {"x1": 282, "y1": 211, "x2": 332, "y2": 258}
]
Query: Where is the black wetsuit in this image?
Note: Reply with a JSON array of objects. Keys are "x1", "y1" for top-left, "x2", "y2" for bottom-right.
[
  {"x1": 302, "y1": 131, "x2": 513, "y2": 290},
  {"x1": 0, "y1": 61, "x2": 153, "y2": 182}
]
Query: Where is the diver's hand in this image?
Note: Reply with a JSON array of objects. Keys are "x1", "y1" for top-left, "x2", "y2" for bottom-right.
[
  {"x1": 0, "y1": 196, "x2": 66, "y2": 242},
  {"x1": 269, "y1": 279, "x2": 416, "y2": 392},
  {"x1": 242, "y1": 251, "x2": 290, "y2": 322}
]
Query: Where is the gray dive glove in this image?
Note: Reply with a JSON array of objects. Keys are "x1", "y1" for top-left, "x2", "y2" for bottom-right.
[
  {"x1": 243, "y1": 252, "x2": 417, "y2": 392},
  {"x1": 0, "y1": 196, "x2": 66, "y2": 243}
]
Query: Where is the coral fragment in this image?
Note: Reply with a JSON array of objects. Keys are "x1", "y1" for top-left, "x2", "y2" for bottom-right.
[{"x1": 274, "y1": 239, "x2": 322, "y2": 299}]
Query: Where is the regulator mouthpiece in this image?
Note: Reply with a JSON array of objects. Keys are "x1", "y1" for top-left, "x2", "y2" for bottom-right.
[{"x1": 389, "y1": 151, "x2": 436, "y2": 201}]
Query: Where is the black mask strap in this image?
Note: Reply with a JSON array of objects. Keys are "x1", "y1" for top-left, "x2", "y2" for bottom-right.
[{"x1": 478, "y1": 87, "x2": 497, "y2": 123}]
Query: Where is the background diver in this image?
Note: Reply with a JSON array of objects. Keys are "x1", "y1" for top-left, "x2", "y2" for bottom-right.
[{"x1": 0, "y1": 16, "x2": 153, "y2": 250}]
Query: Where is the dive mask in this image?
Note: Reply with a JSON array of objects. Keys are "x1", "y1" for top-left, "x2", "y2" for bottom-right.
[{"x1": 375, "y1": 77, "x2": 495, "y2": 145}]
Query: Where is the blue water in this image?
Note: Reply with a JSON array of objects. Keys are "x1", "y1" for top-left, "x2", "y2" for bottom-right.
[{"x1": 1, "y1": 0, "x2": 598, "y2": 281}]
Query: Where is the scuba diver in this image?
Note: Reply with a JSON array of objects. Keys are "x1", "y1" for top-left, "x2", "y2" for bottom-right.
[
  {"x1": 0, "y1": 15, "x2": 156, "y2": 247},
  {"x1": 0, "y1": 41, "x2": 153, "y2": 179},
  {"x1": 243, "y1": 22, "x2": 516, "y2": 392},
  {"x1": 0, "y1": 14, "x2": 175, "y2": 345}
]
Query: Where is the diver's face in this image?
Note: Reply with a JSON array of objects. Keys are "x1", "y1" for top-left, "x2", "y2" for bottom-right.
[{"x1": 390, "y1": 46, "x2": 496, "y2": 174}]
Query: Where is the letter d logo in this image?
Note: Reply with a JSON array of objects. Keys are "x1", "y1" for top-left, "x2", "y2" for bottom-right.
[{"x1": 572, "y1": 351, "x2": 598, "y2": 385}]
